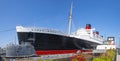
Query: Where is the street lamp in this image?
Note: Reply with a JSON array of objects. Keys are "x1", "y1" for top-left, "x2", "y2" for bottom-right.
[{"x1": 119, "y1": 36, "x2": 120, "y2": 48}]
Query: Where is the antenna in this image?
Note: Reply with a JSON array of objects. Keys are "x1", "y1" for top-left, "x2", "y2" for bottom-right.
[
  {"x1": 14, "y1": 36, "x2": 16, "y2": 45},
  {"x1": 68, "y1": 0, "x2": 73, "y2": 36}
]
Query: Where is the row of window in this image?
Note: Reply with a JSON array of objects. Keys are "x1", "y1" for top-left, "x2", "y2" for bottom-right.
[{"x1": 28, "y1": 28, "x2": 63, "y2": 34}]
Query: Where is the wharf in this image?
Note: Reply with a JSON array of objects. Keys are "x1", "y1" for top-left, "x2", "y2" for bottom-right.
[{"x1": 0, "y1": 49, "x2": 117, "y2": 61}]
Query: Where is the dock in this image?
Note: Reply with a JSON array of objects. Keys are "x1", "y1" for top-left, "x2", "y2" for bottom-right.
[{"x1": 0, "y1": 48, "x2": 118, "y2": 61}]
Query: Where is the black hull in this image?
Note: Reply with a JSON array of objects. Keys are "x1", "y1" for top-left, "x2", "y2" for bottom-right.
[{"x1": 17, "y1": 32, "x2": 99, "y2": 50}]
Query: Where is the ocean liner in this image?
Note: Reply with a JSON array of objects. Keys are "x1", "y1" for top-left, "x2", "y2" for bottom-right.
[
  {"x1": 16, "y1": 2, "x2": 105, "y2": 55},
  {"x1": 16, "y1": 24, "x2": 105, "y2": 55}
]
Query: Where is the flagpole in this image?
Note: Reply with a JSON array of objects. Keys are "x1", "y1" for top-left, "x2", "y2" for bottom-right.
[{"x1": 68, "y1": 0, "x2": 73, "y2": 36}]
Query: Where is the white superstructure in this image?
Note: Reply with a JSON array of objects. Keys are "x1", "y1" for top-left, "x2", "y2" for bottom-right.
[{"x1": 72, "y1": 28, "x2": 104, "y2": 44}]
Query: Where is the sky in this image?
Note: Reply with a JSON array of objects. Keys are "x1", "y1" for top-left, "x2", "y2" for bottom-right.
[{"x1": 0, "y1": 0, "x2": 120, "y2": 47}]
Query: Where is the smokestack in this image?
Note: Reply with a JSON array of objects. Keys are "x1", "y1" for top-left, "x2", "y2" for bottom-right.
[
  {"x1": 95, "y1": 31, "x2": 99, "y2": 35},
  {"x1": 85, "y1": 24, "x2": 91, "y2": 29}
]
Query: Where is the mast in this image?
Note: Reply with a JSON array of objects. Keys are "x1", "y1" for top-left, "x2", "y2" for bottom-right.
[{"x1": 68, "y1": 0, "x2": 73, "y2": 36}]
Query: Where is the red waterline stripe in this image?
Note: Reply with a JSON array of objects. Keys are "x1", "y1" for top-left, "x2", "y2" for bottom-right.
[
  {"x1": 36, "y1": 50, "x2": 78, "y2": 55},
  {"x1": 36, "y1": 50, "x2": 93, "y2": 55}
]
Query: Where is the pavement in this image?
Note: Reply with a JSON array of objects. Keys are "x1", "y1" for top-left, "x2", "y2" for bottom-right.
[{"x1": 116, "y1": 48, "x2": 120, "y2": 61}]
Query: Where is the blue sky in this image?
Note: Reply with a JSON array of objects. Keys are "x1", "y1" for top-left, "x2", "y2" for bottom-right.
[{"x1": 0, "y1": 0, "x2": 120, "y2": 47}]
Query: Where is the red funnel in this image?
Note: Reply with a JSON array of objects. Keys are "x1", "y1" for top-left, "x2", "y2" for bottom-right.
[{"x1": 85, "y1": 24, "x2": 91, "y2": 29}]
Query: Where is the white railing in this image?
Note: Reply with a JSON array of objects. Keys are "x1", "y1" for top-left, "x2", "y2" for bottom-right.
[{"x1": 16, "y1": 26, "x2": 66, "y2": 35}]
